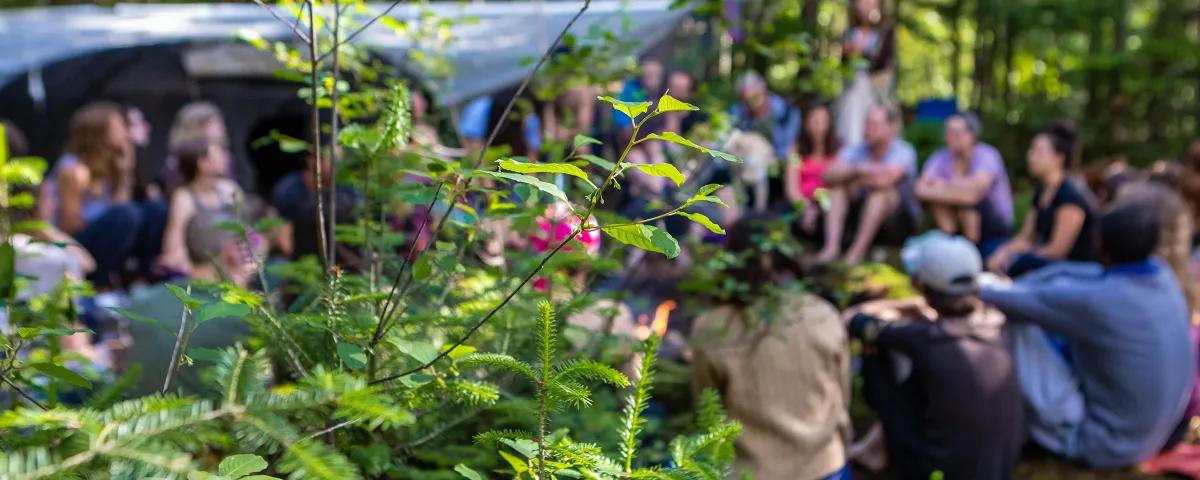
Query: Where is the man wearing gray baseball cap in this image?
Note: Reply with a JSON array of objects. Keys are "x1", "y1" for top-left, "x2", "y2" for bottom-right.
[{"x1": 847, "y1": 233, "x2": 1022, "y2": 479}]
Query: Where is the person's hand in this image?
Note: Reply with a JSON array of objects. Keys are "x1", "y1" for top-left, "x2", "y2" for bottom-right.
[{"x1": 986, "y1": 250, "x2": 1011, "y2": 274}]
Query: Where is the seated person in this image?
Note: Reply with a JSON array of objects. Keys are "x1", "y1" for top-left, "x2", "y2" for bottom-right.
[
  {"x1": 692, "y1": 214, "x2": 852, "y2": 480},
  {"x1": 614, "y1": 57, "x2": 665, "y2": 144},
  {"x1": 846, "y1": 234, "x2": 1022, "y2": 479},
  {"x1": 785, "y1": 103, "x2": 840, "y2": 233},
  {"x1": 159, "y1": 138, "x2": 240, "y2": 274},
  {"x1": 272, "y1": 133, "x2": 360, "y2": 266},
  {"x1": 811, "y1": 107, "x2": 919, "y2": 264},
  {"x1": 980, "y1": 201, "x2": 1195, "y2": 468},
  {"x1": 987, "y1": 124, "x2": 1097, "y2": 277},
  {"x1": 123, "y1": 211, "x2": 255, "y2": 398},
  {"x1": 41, "y1": 102, "x2": 167, "y2": 293},
  {"x1": 915, "y1": 112, "x2": 1013, "y2": 255},
  {"x1": 460, "y1": 85, "x2": 542, "y2": 158},
  {"x1": 730, "y1": 71, "x2": 801, "y2": 162}
]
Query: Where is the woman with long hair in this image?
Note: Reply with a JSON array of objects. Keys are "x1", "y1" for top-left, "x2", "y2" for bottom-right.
[
  {"x1": 162, "y1": 102, "x2": 233, "y2": 192},
  {"x1": 691, "y1": 214, "x2": 852, "y2": 480},
  {"x1": 158, "y1": 138, "x2": 242, "y2": 274},
  {"x1": 837, "y1": 0, "x2": 896, "y2": 146},
  {"x1": 787, "y1": 103, "x2": 841, "y2": 233},
  {"x1": 42, "y1": 102, "x2": 167, "y2": 292},
  {"x1": 987, "y1": 123, "x2": 1097, "y2": 277}
]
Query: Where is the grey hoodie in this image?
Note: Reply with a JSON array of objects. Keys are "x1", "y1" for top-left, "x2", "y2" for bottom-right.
[{"x1": 980, "y1": 259, "x2": 1195, "y2": 467}]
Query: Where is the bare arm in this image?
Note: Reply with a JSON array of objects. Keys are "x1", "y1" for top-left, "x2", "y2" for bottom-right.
[
  {"x1": 823, "y1": 162, "x2": 859, "y2": 186},
  {"x1": 54, "y1": 164, "x2": 91, "y2": 236},
  {"x1": 1034, "y1": 205, "x2": 1086, "y2": 260},
  {"x1": 915, "y1": 171, "x2": 995, "y2": 206},
  {"x1": 860, "y1": 163, "x2": 906, "y2": 190},
  {"x1": 784, "y1": 159, "x2": 803, "y2": 203},
  {"x1": 161, "y1": 188, "x2": 197, "y2": 272}
]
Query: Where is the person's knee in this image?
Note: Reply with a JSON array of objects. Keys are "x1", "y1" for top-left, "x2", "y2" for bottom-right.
[
  {"x1": 864, "y1": 188, "x2": 900, "y2": 207},
  {"x1": 105, "y1": 204, "x2": 144, "y2": 232}
]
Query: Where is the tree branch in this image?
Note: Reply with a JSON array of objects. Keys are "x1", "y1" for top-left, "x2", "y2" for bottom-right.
[
  {"x1": 251, "y1": 0, "x2": 312, "y2": 44},
  {"x1": 1, "y1": 374, "x2": 47, "y2": 411},
  {"x1": 161, "y1": 285, "x2": 191, "y2": 395},
  {"x1": 308, "y1": 0, "x2": 331, "y2": 274},
  {"x1": 328, "y1": 0, "x2": 342, "y2": 268},
  {"x1": 368, "y1": 0, "x2": 591, "y2": 351}
]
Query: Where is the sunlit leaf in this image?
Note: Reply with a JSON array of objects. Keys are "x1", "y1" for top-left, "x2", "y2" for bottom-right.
[
  {"x1": 412, "y1": 255, "x2": 433, "y2": 281},
  {"x1": 235, "y1": 27, "x2": 269, "y2": 49},
  {"x1": 655, "y1": 93, "x2": 699, "y2": 114},
  {"x1": 443, "y1": 344, "x2": 477, "y2": 360},
  {"x1": 219, "y1": 454, "x2": 269, "y2": 478},
  {"x1": 477, "y1": 170, "x2": 571, "y2": 207},
  {"x1": 30, "y1": 363, "x2": 92, "y2": 389},
  {"x1": 597, "y1": 96, "x2": 652, "y2": 122},
  {"x1": 643, "y1": 132, "x2": 742, "y2": 163},
  {"x1": 628, "y1": 164, "x2": 686, "y2": 186},
  {"x1": 391, "y1": 339, "x2": 438, "y2": 364},
  {"x1": 166, "y1": 284, "x2": 206, "y2": 310},
  {"x1": 454, "y1": 464, "x2": 484, "y2": 480},
  {"x1": 193, "y1": 302, "x2": 252, "y2": 325},
  {"x1": 497, "y1": 159, "x2": 597, "y2": 190},
  {"x1": 0, "y1": 241, "x2": 13, "y2": 299},
  {"x1": 678, "y1": 212, "x2": 725, "y2": 235},
  {"x1": 576, "y1": 154, "x2": 616, "y2": 172},
  {"x1": 600, "y1": 224, "x2": 680, "y2": 258}
]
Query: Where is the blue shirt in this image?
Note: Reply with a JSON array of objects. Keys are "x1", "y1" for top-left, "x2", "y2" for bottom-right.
[
  {"x1": 839, "y1": 138, "x2": 922, "y2": 223},
  {"x1": 460, "y1": 97, "x2": 542, "y2": 153},
  {"x1": 613, "y1": 79, "x2": 652, "y2": 129},
  {"x1": 729, "y1": 93, "x2": 801, "y2": 160}
]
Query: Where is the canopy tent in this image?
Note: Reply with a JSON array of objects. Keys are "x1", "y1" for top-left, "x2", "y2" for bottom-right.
[{"x1": 0, "y1": 0, "x2": 690, "y2": 194}]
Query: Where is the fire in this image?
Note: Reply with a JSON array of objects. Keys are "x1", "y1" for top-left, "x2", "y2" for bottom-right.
[{"x1": 635, "y1": 300, "x2": 676, "y2": 340}]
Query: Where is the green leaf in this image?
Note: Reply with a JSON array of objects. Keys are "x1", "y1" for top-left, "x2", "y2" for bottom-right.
[
  {"x1": 678, "y1": 212, "x2": 725, "y2": 235},
  {"x1": 187, "y1": 472, "x2": 221, "y2": 480},
  {"x1": 31, "y1": 328, "x2": 94, "y2": 338},
  {"x1": 497, "y1": 159, "x2": 597, "y2": 190},
  {"x1": 268, "y1": 130, "x2": 308, "y2": 154},
  {"x1": 576, "y1": 154, "x2": 616, "y2": 172},
  {"x1": 502, "y1": 438, "x2": 540, "y2": 459},
  {"x1": 813, "y1": 187, "x2": 831, "y2": 210},
  {"x1": 193, "y1": 302, "x2": 252, "y2": 325},
  {"x1": 498, "y1": 450, "x2": 529, "y2": 474},
  {"x1": 600, "y1": 224, "x2": 680, "y2": 258},
  {"x1": 573, "y1": 134, "x2": 602, "y2": 149},
  {"x1": 391, "y1": 339, "x2": 438, "y2": 364},
  {"x1": 166, "y1": 284, "x2": 206, "y2": 310},
  {"x1": 16, "y1": 327, "x2": 38, "y2": 339},
  {"x1": 412, "y1": 255, "x2": 433, "y2": 281},
  {"x1": 336, "y1": 343, "x2": 368, "y2": 370},
  {"x1": 188, "y1": 348, "x2": 224, "y2": 363},
  {"x1": 598, "y1": 96, "x2": 652, "y2": 122},
  {"x1": 477, "y1": 171, "x2": 571, "y2": 207},
  {"x1": 29, "y1": 363, "x2": 92, "y2": 389},
  {"x1": 0, "y1": 241, "x2": 14, "y2": 300},
  {"x1": 241, "y1": 477, "x2": 282, "y2": 480},
  {"x1": 443, "y1": 344, "x2": 477, "y2": 360},
  {"x1": 219, "y1": 454, "x2": 269, "y2": 478},
  {"x1": 435, "y1": 241, "x2": 456, "y2": 252},
  {"x1": 643, "y1": 132, "x2": 742, "y2": 163},
  {"x1": 698, "y1": 184, "x2": 722, "y2": 196},
  {"x1": 629, "y1": 164, "x2": 686, "y2": 187},
  {"x1": 254, "y1": 217, "x2": 288, "y2": 233},
  {"x1": 110, "y1": 308, "x2": 176, "y2": 336},
  {"x1": 13, "y1": 220, "x2": 51, "y2": 234},
  {"x1": 454, "y1": 464, "x2": 484, "y2": 480},
  {"x1": 655, "y1": 93, "x2": 699, "y2": 114}
]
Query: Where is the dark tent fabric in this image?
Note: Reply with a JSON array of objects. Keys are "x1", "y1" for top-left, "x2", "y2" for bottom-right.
[{"x1": 0, "y1": 1, "x2": 690, "y2": 193}]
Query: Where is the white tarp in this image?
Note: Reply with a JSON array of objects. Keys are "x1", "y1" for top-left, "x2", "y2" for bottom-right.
[{"x1": 0, "y1": 0, "x2": 688, "y2": 103}]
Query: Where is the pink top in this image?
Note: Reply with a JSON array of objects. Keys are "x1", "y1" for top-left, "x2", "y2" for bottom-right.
[
  {"x1": 798, "y1": 154, "x2": 834, "y2": 199},
  {"x1": 532, "y1": 205, "x2": 600, "y2": 291}
]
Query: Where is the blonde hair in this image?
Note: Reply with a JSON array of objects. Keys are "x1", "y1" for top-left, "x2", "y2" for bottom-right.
[
  {"x1": 64, "y1": 102, "x2": 125, "y2": 187},
  {"x1": 169, "y1": 101, "x2": 225, "y2": 150}
]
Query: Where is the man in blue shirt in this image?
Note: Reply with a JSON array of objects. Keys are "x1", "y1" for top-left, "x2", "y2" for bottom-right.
[
  {"x1": 813, "y1": 106, "x2": 919, "y2": 264},
  {"x1": 459, "y1": 95, "x2": 542, "y2": 157},
  {"x1": 614, "y1": 58, "x2": 665, "y2": 144}
]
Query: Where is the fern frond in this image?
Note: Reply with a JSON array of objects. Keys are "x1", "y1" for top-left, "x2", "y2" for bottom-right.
[
  {"x1": 337, "y1": 388, "x2": 414, "y2": 430},
  {"x1": 93, "y1": 394, "x2": 194, "y2": 424},
  {"x1": 378, "y1": 82, "x2": 412, "y2": 152},
  {"x1": 628, "y1": 466, "x2": 705, "y2": 480},
  {"x1": 234, "y1": 411, "x2": 301, "y2": 454},
  {"x1": 546, "y1": 441, "x2": 607, "y2": 470},
  {"x1": 473, "y1": 429, "x2": 535, "y2": 447},
  {"x1": 105, "y1": 446, "x2": 192, "y2": 477},
  {"x1": 84, "y1": 363, "x2": 142, "y2": 410},
  {"x1": 445, "y1": 379, "x2": 501, "y2": 406},
  {"x1": 547, "y1": 380, "x2": 593, "y2": 409},
  {"x1": 277, "y1": 439, "x2": 362, "y2": 480},
  {"x1": 213, "y1": 347, "x2": 270, "y2": 406},
  {"x1": 694, "y1": 389, "x2": 728, "y2": 432},
  {"x1": 674, "y1": 460, "x2": 723, "y2": 480},
  {"x1": 552, "y1": 359, "x2": 630, "y2": 388},
  {"x1": 620, "y1": 334, "x2": 661, "y2": 473},
  {"x1": 537, "y1": 300, "x2": 557, "y2": 372},
  {"x1": 460, "y1": 353, "x2": 537, "y2": 380}
]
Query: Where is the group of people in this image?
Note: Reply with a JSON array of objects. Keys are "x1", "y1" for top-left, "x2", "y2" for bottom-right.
[{"x1": 684, "y1": 91, "x2": 1200, "y2": 478}]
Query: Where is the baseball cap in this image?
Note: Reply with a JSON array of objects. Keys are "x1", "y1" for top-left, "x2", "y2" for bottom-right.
[{"x1": 901, "y1": 232, "x2": 983, "y2": 295}]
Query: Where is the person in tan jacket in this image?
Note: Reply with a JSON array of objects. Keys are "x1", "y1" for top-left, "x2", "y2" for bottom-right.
[{"x1": 691, "y1": 214, "x2": 852, "y2": 480}]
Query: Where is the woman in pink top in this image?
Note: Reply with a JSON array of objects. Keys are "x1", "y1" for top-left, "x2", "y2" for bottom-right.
[{"x1": 787, "y1": 104, "x2": 842, "y2": 231}]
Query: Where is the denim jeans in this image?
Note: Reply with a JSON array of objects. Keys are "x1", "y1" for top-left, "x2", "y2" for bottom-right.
[{"x1": 74, "y1": 201, "x2": 167, "y2": 289}]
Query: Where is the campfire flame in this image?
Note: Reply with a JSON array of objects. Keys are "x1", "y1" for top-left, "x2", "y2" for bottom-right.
[{"x1": 636, "y1": 300, "x2": 676, "y2": 340}]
